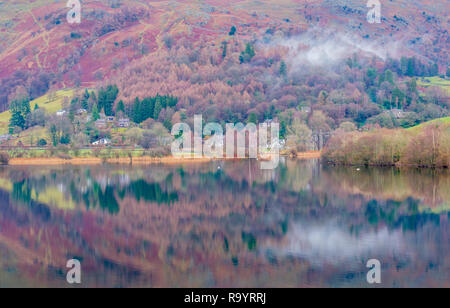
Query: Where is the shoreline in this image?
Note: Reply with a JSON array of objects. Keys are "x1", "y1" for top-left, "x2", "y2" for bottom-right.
[
  {"x1": 293, "y1": 151, "x2": 322, "y2": 159},
  {"x1": 323, "y1": 161, "x2": 450, "y2": 169},
  {"x1": 7, "y1": 156, "x2": 213, "y2": 166},
  {"x1": 6, "y1": 151, "x2": 323, "y2": 166}
]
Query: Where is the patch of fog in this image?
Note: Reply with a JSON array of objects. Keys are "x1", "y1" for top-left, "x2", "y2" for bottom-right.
[
  {"x1": 265, "y1": 29, "x2": 402, "y2": 69},
  {"x1": 264, "y1": 221, "x2": 410, "y2": 267}
]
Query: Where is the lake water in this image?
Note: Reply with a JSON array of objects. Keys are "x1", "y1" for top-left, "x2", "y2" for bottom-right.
[{"x1": 0, "y1": 159, "x2": 448, "y2": 288}]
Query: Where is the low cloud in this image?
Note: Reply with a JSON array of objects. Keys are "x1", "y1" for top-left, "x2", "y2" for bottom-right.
[{"x1": 268, "y1": 29, "x2": 402, "y2": 69}]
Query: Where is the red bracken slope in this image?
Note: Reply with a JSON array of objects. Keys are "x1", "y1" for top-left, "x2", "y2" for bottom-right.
[{"x1": 0, "y1": 1, "x2": 448, "y2": 105}]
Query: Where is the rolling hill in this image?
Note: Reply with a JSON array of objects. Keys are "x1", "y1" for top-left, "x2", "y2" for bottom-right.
[
  {"x1": 0, "y1": 0, "x2": 448, "y2": 112},
  {"x1": 0, "y1": 89, "x2": 73, "y2": 135}
]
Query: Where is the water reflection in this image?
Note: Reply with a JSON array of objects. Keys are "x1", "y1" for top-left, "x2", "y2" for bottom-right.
[{"x1": 0, "y1": 161, "x2": 448, "y2": 287}]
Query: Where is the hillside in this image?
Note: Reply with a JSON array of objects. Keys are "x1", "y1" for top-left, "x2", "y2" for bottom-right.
[
  {"x1": 0, "y1": 89, "x2": 73, "y2": 135},
  {"x1": 417, "y1": 77, "x2": 450, "y2": 95},
  {"x1": 408, "y1": 116, "x2": 450, "y2": 131},
  {"x1": 0, "y1": 0, "x2": 448, "y2": 153},
  {"x1": 0, "y1": 1, "x2": 448, "y2": 111}
]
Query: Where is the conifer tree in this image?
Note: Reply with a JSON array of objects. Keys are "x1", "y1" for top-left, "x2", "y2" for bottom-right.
[{"x1": 92, "y1": 103, "x2": 100, "y2": 121}]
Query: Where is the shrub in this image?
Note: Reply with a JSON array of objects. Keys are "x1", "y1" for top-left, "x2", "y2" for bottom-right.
[
  {"x1": 139, "y1": 132, "x2": 158, "y2": 149},
  {"x1": 147, "y1": 146, "x2": 171, "y2": 157},
  {"x1": 37, "y1": 139, "x2": 47, "y2": 146},
  {"x1": 0, "y1": 152, "x2": 10, "y2": 165},
  {"x1": 72, "y1": 147, "x2": 81, "y2": 157},
  {"x1": 57, "y1": 152, "x2": 72, "y2": 160},
  {"x1": 60, "y1": 135, "x2": 71, "y2": 145},
  {"x1": 92, "y1": 148, "x2": 101, "y2": 157},
  {"x1": 323, "y1": 122, "x2": 450, "y2": 168},
  {"x1": 70, "y1": 32, "x2": 82, "y2": 39}
]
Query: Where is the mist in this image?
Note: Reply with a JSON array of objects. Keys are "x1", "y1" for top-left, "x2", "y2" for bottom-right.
[{"x1": 266, "y1": 28, "x2": 402, "y2": 69}]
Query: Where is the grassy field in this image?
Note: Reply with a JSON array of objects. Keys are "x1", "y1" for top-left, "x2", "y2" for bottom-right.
[
  {"x1": 417, "y1": 76, "x2": 450, "y2": 95},
  {"x1": 3, "y1": 148, "x2": 151, "y2": 159},
  {"x1": 13, "y1": 126, "x2": 48, "y2": 145},
  {"x1": 407, "y1": 116, "x2": 450, "y2": 132},
  {"x1": 0, "y1": 89, "x2": 74, "y2": 135}
]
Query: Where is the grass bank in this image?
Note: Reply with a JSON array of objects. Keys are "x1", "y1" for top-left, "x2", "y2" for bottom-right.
[{"x1": 1, "y1": 148, "x2": 321, "y2": 166}]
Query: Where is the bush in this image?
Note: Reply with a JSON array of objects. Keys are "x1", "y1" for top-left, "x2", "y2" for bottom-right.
[
  {"x1": 60, "y1": 135, "x2": 71, "y2": 145},
  {"x1": 57, "y1": 152, "x2": 72, "y2": 160},
  {"x1": 70, "y1": 32, "x2": 82, "y2": 39},
  {"x1": 323, "y1": 123, "x2": 450, "y2": 168},
  {"x1": 92, "y1": 148, "x2": 101, "y2": 157},
  {"x1": 139, "y1": 132, "x2": 158, "y2": 149},
  {"x1": 147, "y1": 146, "x2": 171, "y2": 157},
  {"x1": 38, "y1": 139, "x2": 47, "y2": 146},
  {"x1": 0, "y1": 152, "x2": 10, "y2": 165},
  {"x1": 71, "y1": 147, "x2": 81, "y2": 157}
]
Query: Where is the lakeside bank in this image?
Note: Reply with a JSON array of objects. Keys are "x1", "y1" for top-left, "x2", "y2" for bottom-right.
[
  {"x1": 5, "y1": 151, "x2": 322, "y2": 166},
  {"x1": 7, "y1": 156, "x2": 213, "y2": 166}
]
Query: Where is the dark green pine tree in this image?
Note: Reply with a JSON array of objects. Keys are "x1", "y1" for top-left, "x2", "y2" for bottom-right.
[
  {"x1": 406, "y1": 58, "x2": 416, "y2": 76},
  {"x1": 21, "y1": 98, "x2": 31, "y2": 116},
  {"x1": 92, "y1": 103, "x2": 100, "y2": 121},
  {"x1": 279, "y1": 61, "x2": 287, "y2": 77},
  {"x1": 9, "y1": 97, "x2": 31, "y2": 132},
  {"x1": 81, "y1": 89, "x2": 90, "y2": 110},
  {"x1": 116, "y1": 100, "x2": 125, "y2": 114},
  {"x1": 153, "y1": 99, "x2": 163, "y2": 120},
  {"x1": 9, "y1": 111, "x2": 25, "y2": 133},
  {"x1": 97, "y1": 85, "x2": 119, "y2": 116},
  {"x1": 132, "y1": 97, "x2": 141, "y2": 123},
  {"x1": 248, "y1": 112, "x2": 258, "y2": 124},
  {"x1": 141, "y1": 98, "x2": 154, "y2": 122},
  {"x1": 105, "y1": 85, "x2": 119, "y2": 116},
  {"x1": 240, "y1": 43, "x2": 256, "y2": 64},
  {"x1": 430, "y1": 63, "x2": 439, "y2": 76},
  {"x1": 385, "y1": 70, "x2": 394, "y2": 84},
  {"x1": 221, "y1": 41, "x2": 228, "y2": 59}
]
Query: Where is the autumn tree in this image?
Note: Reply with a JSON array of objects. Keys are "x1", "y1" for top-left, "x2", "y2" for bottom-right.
[
  {"x1": 287, "y1": 119, "x2": 313, "y2": 152},
  {"x1": 309, "y1": 111, "x2": 332, "y2": 150}
]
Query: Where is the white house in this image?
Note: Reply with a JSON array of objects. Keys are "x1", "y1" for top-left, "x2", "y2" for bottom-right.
[
  {"x1": 76, "y1": 108, "x2": 87, "y2": 115},
  {"x1": 116, "y1": 118, "x2": 130, "y2": 128},
  {"x1": 92, "y1": 138, "x2": 111, "y2": 146},
  {"x1": 0, "y1": 134, "x2": 10, "y2": 143}
]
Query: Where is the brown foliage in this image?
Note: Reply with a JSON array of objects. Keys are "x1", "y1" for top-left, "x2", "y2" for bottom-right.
[
  {"x1": 0, "y1": 152, "x2": 10, "y2": 165},
  {"x1": 323, "y1": 123, "x2": 450, "y2": 168}
]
